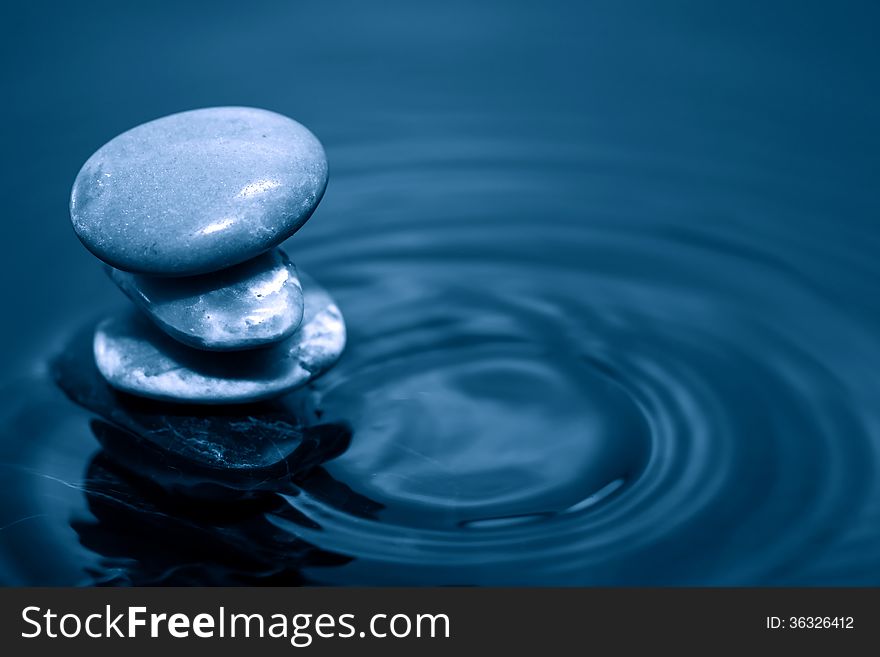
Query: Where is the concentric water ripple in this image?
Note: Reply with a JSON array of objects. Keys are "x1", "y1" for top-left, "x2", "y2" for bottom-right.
[
  {"x1": 255, "y1": 145, "x2": 880, "y2": 584},
  {"x1": 1, "y1": 136, "x2": 878, "y2": 585},
  {"x1": 2, "y1": 0, "x2": 880, "y2": 585}
]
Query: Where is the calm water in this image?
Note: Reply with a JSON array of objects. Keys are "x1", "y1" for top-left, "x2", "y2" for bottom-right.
[{"x1": 2, "y1": 0, "x2": 879, "y2": 585}]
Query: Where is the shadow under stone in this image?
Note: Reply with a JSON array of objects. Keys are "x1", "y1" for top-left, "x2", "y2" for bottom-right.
[
  {"x1": 49, "y1": 319, "x2": 385, "y2": 584},
  {"x1": 51, "y1": 319, "x2": 350, "y2": 475},
  {"x1": 73, "y1": 449, "x2": 353, "y2": 586}
]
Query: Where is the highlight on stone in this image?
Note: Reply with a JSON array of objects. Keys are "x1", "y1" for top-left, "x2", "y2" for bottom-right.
[
  {"x1": 69, "y1": 107, "x2": 345, "y2": 404},
  {"x1": 106, "y1": 248, "x2": 305, "y2": 351},
  {"x1": 70, "y1": 107, "x2": 328, "y2": 276}
]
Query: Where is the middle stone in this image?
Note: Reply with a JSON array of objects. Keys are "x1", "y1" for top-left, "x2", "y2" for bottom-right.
[{"x1": 108, "y1": 248, "x2": 304, "y2": 351}]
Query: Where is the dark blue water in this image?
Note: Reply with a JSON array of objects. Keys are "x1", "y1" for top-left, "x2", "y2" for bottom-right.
[{"x1": 2, "y1": 0, "x2": 879, "y2": 585}]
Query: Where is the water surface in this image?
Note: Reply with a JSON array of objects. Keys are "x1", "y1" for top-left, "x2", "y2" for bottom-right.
[{"x1": 1, "y1": 0, "x2": 879, "y2": 585}]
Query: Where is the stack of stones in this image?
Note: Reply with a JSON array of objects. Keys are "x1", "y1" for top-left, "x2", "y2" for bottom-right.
[{"x1": 68, "y1": 107, "x2": 345, "y2": 404}]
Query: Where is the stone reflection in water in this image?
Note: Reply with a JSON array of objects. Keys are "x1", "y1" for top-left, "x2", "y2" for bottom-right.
[
  {"x1": 42, "y1": 318, "x2": 380, "y2": 585},
  {"x1": 76, "y1": 424, "x2": 362, "y2": 585},
  {"x1": 52, "y1": 321, "x2": 350, "y2": 473}
]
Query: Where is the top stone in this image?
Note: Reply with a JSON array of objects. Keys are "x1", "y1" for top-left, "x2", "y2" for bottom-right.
[{"x1": 70, "y1": 107, "x2": 328, "y2": 276}]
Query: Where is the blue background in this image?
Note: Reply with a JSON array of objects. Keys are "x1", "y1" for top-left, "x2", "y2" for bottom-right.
[{"x1": 1, "y1": 0, "x2": 879, "y2": 585}]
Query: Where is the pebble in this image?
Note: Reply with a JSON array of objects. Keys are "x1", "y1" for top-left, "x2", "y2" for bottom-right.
[
  {"x1": 51, "y1": 319, "x2": 351, "y2": 474},
  {"x1": 70, "y1": 107, "x2": 328, "y2": 276},
  {"x1": 93, "y1": 274, "x2": 345, "y2": 404},
  {"x1": 107, "y1": 248, "x2": 304, "y2": 351}
]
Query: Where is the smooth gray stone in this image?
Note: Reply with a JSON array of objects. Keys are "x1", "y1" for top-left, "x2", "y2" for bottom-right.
[
  {"x1": 70, "y1": 107, "x2": 328, "y2": 276},
  {"x1": 108, "y1": 249, "x2": 304, "y2": 351},
  {"x1": 93, "y1": 274, "x2": 345, "y2": 404}
]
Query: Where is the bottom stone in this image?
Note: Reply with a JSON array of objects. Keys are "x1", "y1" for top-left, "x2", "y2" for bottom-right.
[{"x1": 93, "y1": 273, "x2": 346, "y2": 404}]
